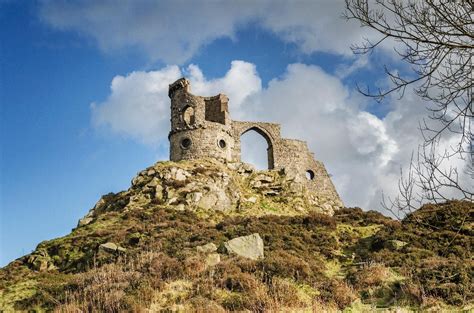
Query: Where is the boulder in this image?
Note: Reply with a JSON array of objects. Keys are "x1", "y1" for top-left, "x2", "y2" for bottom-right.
[
  {"x1": 175, "y1": 169, "x2": 187, "y2": 181},
  {"x1": 155, "y1": 184, "x2": 164, "y2": 200},
  {"x1": 99, "y1": 242, "x2": 126, "y2": 254},
  {"x1": 169, "y1": 167, "x2": 189, "y2": 181},
  {"x1": 224, "y1": 233, "x2": 264, "y2": 260},
  {"x1": 196, "y1": 243, "x2": 218, "y2": 254},
  {"x1": 131, "y1": 175, "x2": 147, "y2": 187},
  {"x1": 26, "y1": 250, "x2": 56, "y2": 272},
  {"x1": 206, "y1": 253, "x2": 221, "y2": 267},
  {"x1": 99, "y1": 242, "x2": 118, "y2": 252},
  {"x1": 198, "y1": 192, "x2": 218, "y2": 210},
  {"x1": 168, "y1": 197, "x2": 179, "y2": 205},
  {"x1": 385, "y1": 240, "x2": 407, "y2": 251},
  {"x1": 147, "y1": 177, "x2": 160, "y2": 187},
  {"x1": 189, "y1": 192, "x2": 203, "y2": 203},
  {"x1": 77, "y1": 217, "x2": 93, "y2": 227}
]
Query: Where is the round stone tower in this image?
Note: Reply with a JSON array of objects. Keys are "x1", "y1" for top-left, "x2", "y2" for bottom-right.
[{"x1": 168, "y1": 78, "x2": 235, "y2": 162}]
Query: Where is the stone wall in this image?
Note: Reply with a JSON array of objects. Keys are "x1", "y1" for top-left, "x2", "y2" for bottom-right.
[
  {"x1": 204, "y1": 94, "x2": 229, "y2": 125},
  {"x1": 168, "y1": 78, "x2": 343, "y2": 208},
  {"x1": 169, "y1": 79, "x2": 234, "y2": 163}
]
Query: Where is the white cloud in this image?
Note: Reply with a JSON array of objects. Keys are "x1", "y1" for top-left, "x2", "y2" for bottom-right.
[
  {"x1": 91, "y1": 61, "x2": 261, "y2": 144},
  {"x1": 90, "y1": 60, "x2": 474, "y2": 214},
  {"x1": 186, "y1": 61, "x2": 262, "y2": 113},
  {"x1": 39, "y1": 0, "x2": 379, "y2": 63},
  {"x1": 335, "y1": 56, "x2": 370, "y2": 79},
  {"x1": 91, "y1": 65, "x2": 181, "y2": 145}
]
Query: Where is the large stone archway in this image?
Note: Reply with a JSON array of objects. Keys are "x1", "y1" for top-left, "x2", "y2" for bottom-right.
[{"x1": 232, "y1": 121, "x2": 281, "y2": 169}]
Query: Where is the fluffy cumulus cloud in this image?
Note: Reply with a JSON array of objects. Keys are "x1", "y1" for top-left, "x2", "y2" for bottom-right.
[
  {"x1": 91, "y1": 61, "x2": 261, "y2": 144},
  {"x1": 38, "y1": 0, "x2": 379, "y2": 63},
  {"x1": 90, "y1": 60, "x2": 470, "y2": 213},
  {"x1": 91, "y1": 65, "x2": 181, "y2": 145}
]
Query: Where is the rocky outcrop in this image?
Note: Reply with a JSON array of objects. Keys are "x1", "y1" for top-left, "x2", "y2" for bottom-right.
[
  {"x1": 25, "y1": 250, "x2": 56, "y2": 272},
  {"x1": 76, "y1": 159, "x2": 342, "y2": 229},
  {"x1": 99, "y1": 242, "x2": 126, "y2": 254}
]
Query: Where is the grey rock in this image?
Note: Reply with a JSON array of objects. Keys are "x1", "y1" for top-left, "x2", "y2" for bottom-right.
[
  {"x1": 99, "y1": 242, "x2": 118, "y2": 252},
  {"x1": 147, "y1": 177, "x2": 160, "y2": 187},
  {"x1": 237, "y1": 163, "x2": 255, "y2": 174},
  {"x1": 131, "y1": 175, "x2": 146, "y2": 187},
  {"x1": 170, "y1": 167, "x2": 189, "y2": 181},
  {"x1": 99, "y1": 242, "x2": 126, "y2": 254},
  {"x1": 196, "y1": 243, "x2": 218, "y2": 254},
  {"x1": 255, "y1": 174, "x2": 274, "y2": 183},
  {"x1": 206, "y1": 253, "x2": 221, "y2": 267},
  {"x1": 168, "y1": 197, "x2": 178, "y2": 205},
  {"x1": 187, "y1": 192, "x2": 202, "y2": 203},
  {"x1": 224, "y1": 233, "x2": 264, "y2": 260},
  {"x1": 93, "y1": 197, "x2": 107, "y2": 210},
  {"x1": 386, "y1": 240, "x2": 407, "y2": 251},
  {"x1": 155, "y1": 184, "x2": 164, "y2": 200},
  {"x1": 78, "y1": 217, "x2": 93, "y2": 227},
  {"x1": 198, "y1": 192, "x2": 218, "y2": 210}
]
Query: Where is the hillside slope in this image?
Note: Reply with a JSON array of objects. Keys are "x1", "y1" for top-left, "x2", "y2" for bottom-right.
[{"x1": 0, "y1": 160, "x2": 472, "y2": 311}]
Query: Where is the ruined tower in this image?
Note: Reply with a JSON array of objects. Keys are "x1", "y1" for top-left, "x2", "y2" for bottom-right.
[
  {"x1": 168, "y1": 78, "x2": 234, "y2": 162},
  {"x1": 168, "y1": 78, "x2": 343, "y2": 206}
]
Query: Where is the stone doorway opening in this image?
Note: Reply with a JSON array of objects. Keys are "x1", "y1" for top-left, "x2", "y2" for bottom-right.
[{"x1": 240, "y1": 128, "x2": 274, "y2": 170}]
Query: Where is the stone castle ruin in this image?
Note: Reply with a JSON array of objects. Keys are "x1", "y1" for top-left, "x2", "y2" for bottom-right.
[{"x1": 168, "y1": 78, "x2": 342, "y2": 206}]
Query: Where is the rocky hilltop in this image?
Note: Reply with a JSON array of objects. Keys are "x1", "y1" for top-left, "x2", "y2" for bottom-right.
[{"x1": 0, "y1": 160, "x2": 472, "y2": 311}]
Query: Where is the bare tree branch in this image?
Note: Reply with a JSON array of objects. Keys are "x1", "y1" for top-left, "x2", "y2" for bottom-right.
[{"x1": 345, "y1": 0, "x2": 473, "y2": 215}]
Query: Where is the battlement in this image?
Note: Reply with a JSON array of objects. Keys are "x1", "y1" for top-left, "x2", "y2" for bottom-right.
[
  {"x1": 167, "y1": 78, "x2": 343, "y2": 207},
  {"x1": 168, "y1": 78, "x2": 190, "y2": 98}
]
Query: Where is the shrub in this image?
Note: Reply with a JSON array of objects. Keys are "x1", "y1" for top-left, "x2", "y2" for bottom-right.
[
  {"x1": 149, "y1": 253, "x2": 183, "y2": 281},
  {"x1": 347, "y1": 263, "x2": 391, "y2": 289},
  {"x1": 317, "y1": 279, "x2": 357, "y2": 309},
  {"x1": 259, "y1": 250, "x2": 313, "y2": 283},
  {"x1": 406, "y1": 257, "x2": 473, "y2": 305},
  {"x1": 303, "y1": 211, "x2": 336, "y2": 229},
  {"x1": 269, "y1": 277, "x2": 305, "y2": 308}
]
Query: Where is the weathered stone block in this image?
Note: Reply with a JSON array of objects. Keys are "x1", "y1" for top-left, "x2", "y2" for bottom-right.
[{"x1": 224, "y1": 233, "x2": 264, "y2": 260}]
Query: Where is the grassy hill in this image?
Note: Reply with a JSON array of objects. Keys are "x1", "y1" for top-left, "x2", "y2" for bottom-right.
[{"x1": 1, "y1": 160, "x2": 472, "y2": 311}]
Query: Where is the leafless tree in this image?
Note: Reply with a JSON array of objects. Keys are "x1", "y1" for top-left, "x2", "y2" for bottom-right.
[{"x1": 344, "y1": 0, "x2": 473, "y2": 216}]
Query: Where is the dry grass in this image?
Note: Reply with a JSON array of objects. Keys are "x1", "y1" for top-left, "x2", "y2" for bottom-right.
[
  {"x1": 56, "y1": 262, "x2": 141, "y2": 312},
  {"x1": 349, "y1": 262, "x2": 392, "y2": 289},
  {"x1": 3, "y1": 200, "x2": 472, "y2": 311}
]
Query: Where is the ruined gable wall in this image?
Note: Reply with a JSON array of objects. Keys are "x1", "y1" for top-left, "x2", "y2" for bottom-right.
[
  {"x1": 276, "y1": 139, "x2": 343, "y2": 208},
  {"x1": 231, "y1": 121, "x2": 343, "y2": 208}
]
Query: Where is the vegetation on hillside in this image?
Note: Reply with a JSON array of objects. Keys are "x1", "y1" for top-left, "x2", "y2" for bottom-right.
[{"x1": 0, "y1": 161, "x2": 472, "y2": 312}]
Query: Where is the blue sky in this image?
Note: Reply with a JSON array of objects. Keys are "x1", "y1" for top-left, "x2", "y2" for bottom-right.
[{"x1": 1, "y1": 1, "x2": 466, "y2": 267}]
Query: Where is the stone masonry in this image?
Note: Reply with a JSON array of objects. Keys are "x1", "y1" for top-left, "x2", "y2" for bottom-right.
[{"x1": 168, "y1": 78, "x2": 343, "y2": 207}]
